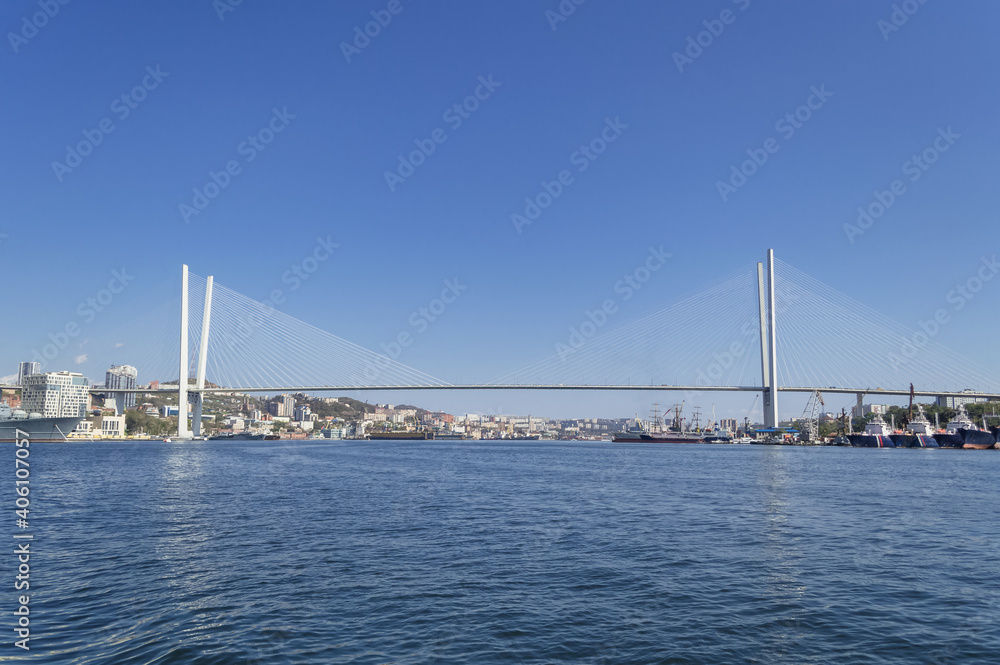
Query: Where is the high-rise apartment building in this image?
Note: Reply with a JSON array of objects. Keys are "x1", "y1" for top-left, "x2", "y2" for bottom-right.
[
  {"x1": 17, "y1": 361, "x2": 41, "y2": 385},
  {"x1": 105, "y1": 365, "x2": 138, "y2": 408},
  {"x1": 269, "y1": 394, "x2": 296, "y2": 417}
]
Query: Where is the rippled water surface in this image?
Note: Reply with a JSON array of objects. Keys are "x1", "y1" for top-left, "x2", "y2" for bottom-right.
[{"x1": 12, "y1": 440, "x2": 1000, "y2": 663}]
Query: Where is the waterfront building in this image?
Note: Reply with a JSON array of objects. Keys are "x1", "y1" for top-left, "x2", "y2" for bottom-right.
[
  {"x1": 21, "y1": 371, "x2": 90, "y2": 418},
  {"x1": 105, "y1": 365, "x2": 138, "y2": 408},
  {"x1": 98, "y1": 415, "x2": 126, "y2": 438}
]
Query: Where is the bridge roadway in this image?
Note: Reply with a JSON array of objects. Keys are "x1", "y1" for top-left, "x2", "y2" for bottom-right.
[
  {"x1": 1, "y1": 384, "x2": 985, "y2": 400},
  {"x1": 2, "y1": 383, "x2": 999, "y2": 399}
]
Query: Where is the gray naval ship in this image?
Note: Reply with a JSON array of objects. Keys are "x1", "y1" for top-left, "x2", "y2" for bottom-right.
[{"x1": 0, "y1": 403, "x2": 81, "y2": 442}]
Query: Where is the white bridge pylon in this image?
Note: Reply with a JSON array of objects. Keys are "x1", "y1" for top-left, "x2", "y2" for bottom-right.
[{"x1": 177, "y1": 264, "x2": 214, "y2": 440}]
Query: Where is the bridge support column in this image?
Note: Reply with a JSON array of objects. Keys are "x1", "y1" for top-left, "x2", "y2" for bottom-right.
[
  {"x1": 766, "y1": 249, "x2": 779, "y2": 428},
  {"x1": 178, "y1": 265, "x2": 190, "y2": 440},
  {"x1": 757, "y1": 262, "x2": 772, "y2": 427},
  {"x1": 192, "y1": 276, "x2": 214, "y2": 437},
  {"x1": 758, "y1": 250, "x2": 780, "y2": 428}
]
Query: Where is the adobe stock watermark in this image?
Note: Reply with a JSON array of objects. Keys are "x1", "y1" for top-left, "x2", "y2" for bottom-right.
[
  {"x1": 340, "y1": 0, "x2": 414, "y2": 63},
  {"x1": 224, "y1": 236, "x2": 339, "y2": 349},
  {"x1": 556, "y1": 246, "x2": 671, "y2": 360},
  {"x1": 359, "y1": 278, "x2": 468, "y2": 382},
  {"x1": 384, "y1": 75, "x2": 501, "y2": 192},
  {"x1": 672, "y1": 0, "x2": 752, "y2": 73},
  {"x1": 889, "y1": 255, "x2": 998, "y2": 370},
  {"x1": 213, "y1": 0, "x2": 243, "y2": 22},
  {"x1": 51, "y1": 66, "x2": 170, "y2": 182},
  {"x1": 688, "y1": 282, "x2": 800, "y2": 397},
  {"x1": 843, "y1": 127, "x2": 959, "y2": 244},
  {"x1": 7, "y1": 0, "x2": 71, "y2": 54},
  {"x1": 511, "y1": 117, "x2": 628, "y2": 234},
  {"x1": 717, "y1": 84, "x2": 833, "y2": 202},
  {"x1": 178, "y1": 107, "x2": 296, "y2": 224},
  {"x1": 877, "y1": 0, "x2": 931, "y2": 41},
  {"x1": 545, "y1": 0, "x2": 587, "y2": 31},
  {"x1": 27, "y1": 268, "x2": 135, "y2": 372}
]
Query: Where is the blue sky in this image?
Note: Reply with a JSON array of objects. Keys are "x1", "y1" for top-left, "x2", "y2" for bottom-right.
[{"x1": 2, "y1": 0, "x2": 998, "y2": 419}]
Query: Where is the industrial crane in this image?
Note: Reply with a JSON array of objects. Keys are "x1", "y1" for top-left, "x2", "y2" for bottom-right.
[{"x1": 800, "y1": 390, "x2": 825, "y2": 441}]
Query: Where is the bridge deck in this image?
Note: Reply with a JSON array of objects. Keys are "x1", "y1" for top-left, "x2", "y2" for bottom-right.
[{"x1": 1, "y1": 384, "x2": 984, "y2": 399}]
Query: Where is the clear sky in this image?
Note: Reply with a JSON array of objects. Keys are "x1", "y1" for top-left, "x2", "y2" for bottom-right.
[{"x1": 2, "y1": 0, "x2": 998, "y2": 420}]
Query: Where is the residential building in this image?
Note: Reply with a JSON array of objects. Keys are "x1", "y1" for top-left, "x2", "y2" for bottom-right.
[
  {"x1": 105, "y1": 365, "x2": 138, "y2": 408},
  {"x1": 268, "y1": 394, "x2": 295, "y2": 417},
  {"x1": 21, "y1": 371, "x2": 90, "y2": 418},
  {"x1": 17, "y1": 361, "x2": 40, "y2": 385},
  {"x1": 852, "y1": 403, "x2": 888, "y2": 418}
]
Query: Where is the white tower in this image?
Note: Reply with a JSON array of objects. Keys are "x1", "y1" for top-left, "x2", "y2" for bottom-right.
[
  {"x1": 192, "y1": 276, "x2": 214, "y2": 437},
  {"x1": 177, "y1": 265, "x2": 190, "y2": 439},
  {"x1": 757, "y1": 249, "x2": 780, "y2": 428}
]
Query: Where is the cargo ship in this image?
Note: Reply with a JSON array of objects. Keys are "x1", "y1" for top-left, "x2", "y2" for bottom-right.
[
  {"x1": 367, "y1": 431, "x2": 434, "y2": 440},
  {"x1": 207, "y1": 432, "x2": 279, "y2": 441},
  {"x1": 0, "y1": 403, "x2": 82, "y2": 442}
]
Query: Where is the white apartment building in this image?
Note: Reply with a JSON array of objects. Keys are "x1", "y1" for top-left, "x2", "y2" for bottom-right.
[{"x1": 21, "y1": 371, "x2": 90, "y2": 418}]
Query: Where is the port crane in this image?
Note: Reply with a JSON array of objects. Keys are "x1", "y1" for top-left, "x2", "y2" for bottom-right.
[{"x1": 800, "y1": 390, "x2": 825, "y2": 441}]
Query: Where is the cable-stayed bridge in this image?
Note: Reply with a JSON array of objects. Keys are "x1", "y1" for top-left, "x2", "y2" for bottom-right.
[{"x1": 7, "y1": 250, "x2": 998, "y2": 437}]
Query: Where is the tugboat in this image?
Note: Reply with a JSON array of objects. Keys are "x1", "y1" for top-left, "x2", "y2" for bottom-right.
[
  {"x1": 889, "y1": 405, "x2": 939, "y2": 448},
  {"x1": 847, "y1": 414, "x2": 895, "y2": 448}
]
